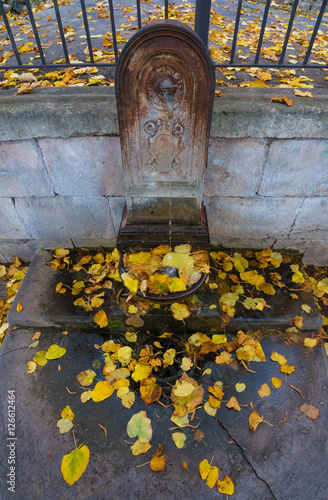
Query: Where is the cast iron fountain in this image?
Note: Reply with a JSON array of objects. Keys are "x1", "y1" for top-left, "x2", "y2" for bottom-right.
[{"x1": 115, "y1": 20, "x2": 215, "y2": 301}]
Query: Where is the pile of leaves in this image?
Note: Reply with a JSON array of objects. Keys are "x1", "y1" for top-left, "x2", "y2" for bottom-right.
[
  {"x1": 0, "y1": 257, "x2": 27, "y2": 346},
  {"x1": 120, "y1": 244, "x2": 210, "y2": 296}
]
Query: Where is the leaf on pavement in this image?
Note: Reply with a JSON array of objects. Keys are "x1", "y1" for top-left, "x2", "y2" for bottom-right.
[
  {"x1": 61, "y1": 444, "x2": 90, "y2": 486},
  {"x1": 199, "y1": 459, "x2": 219, "y2": 489},
  {"x1": 150, "y1": 444, "x2": 166, "y2": 472}
]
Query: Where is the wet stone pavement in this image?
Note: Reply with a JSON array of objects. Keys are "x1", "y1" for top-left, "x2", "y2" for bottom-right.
[{"x1": 0, "y1": 326, "x2": 327, "y2": 500}]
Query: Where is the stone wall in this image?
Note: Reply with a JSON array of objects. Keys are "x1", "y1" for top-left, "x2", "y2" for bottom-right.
[{"x1": 1, "y1": 87, "x2": 328, "y2": 265}]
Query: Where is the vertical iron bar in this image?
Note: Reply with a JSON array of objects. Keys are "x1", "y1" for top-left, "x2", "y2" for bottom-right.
[
  {"x1": 136, "y1": 0, "x2": 141, "y2": 29},
  {"x1": 0, "y1": 1, "x2": 22, "y2": 65},
  {"x1": 254, "y1": 0, "x2": 272, "y2": 65},
  {"x1": 25, "y1": 0, "x2": 46, "y2": 65},
  {"x1": 52, "y1": 0, "x2": 69, "y2": 64},
  {"x1": 80, "y1": 0, "x2": 94, "y2": 63},
  {"x1": 279, "y1": 0, "x2": 299, "y2": 64},
  {"x1": 165, "y1": 0, "x2": 168, "y2": 19},
  {"x1": 194, "y1": 0, "x2": 211, "y2": 46},
  {"x1": 108, "y1": 0, "x2": 118, "y2": 62},
  {"x1": 230, "y1": 0, "x2": 243, "y2": 64},
  {"x1": 303, "y1": 0, "x2": 328, "y2": 66}
]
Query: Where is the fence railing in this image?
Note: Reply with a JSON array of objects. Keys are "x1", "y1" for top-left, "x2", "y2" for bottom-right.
[{"x1": 0, "y1": 0, "x2": 328, "y2": 70}]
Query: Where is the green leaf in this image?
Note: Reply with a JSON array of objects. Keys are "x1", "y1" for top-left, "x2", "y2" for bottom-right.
[
  {"x1": 233, "y1": 252, "x2": 249, "y2": 273},
  {"x1": 219, "y1": 293, "x2": 239, "y2": 307},
  {"x1": 317, "y1": 278, "x2": 328, "y2": 294},
  {"x1": 127, "y1": 411, "x2": 152, "y2": 443},
  {"x1": 61, "y1": 444, "x2": 90, "y2": 485}
]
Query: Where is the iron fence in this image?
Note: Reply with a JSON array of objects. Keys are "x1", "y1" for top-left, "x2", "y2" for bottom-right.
[{"x1": 0, "y1": 0, "x2": 328, "y2": 70}]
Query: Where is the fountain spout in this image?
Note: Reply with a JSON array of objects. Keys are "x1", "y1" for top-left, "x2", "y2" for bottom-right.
[{"x1": 156, "y1": 76, "x2": 177, "y2": 119}]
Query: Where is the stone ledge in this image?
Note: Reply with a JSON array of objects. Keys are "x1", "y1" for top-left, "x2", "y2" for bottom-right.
[{"x1": 1, "y1": 87, "x2": 328, "y2": 141}]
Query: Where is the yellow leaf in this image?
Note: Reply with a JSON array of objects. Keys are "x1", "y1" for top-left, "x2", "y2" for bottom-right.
[
  {"x1": 122, "y1": 391, "x2": 135, "y2": 409},
  {"x1": 33, "y1": 350, "x2": 48, "y2": 366},
  {"x1": 292, "y1": 271, "x2": 305, "y2": 283},
  {"x1": 121, "y1": 273, "x2": 139, "y2": 294},
  {"x1": 181, "y1": 357, "x2": 193, "y2": 371},
  {"x1": 113, "y1": 378, "x2": 129, "y2": 391},
  {"x1": 125, "y1": 331, "x2": 138, "y2": 342},
  {"x1": 235, "y1": 383, "x2": 246, "y2": 392},
  {"x1": 57, "y1": 418, "x2": 73, "y2": 433},
  {"x1": 94, "y1": 310, "x2": 108, "y2": 328},
  {"x1": 81, "y1": 390, "x2": 91, "y2": 403},
  {"x1": 215, "y1": 351, "x2": 233, "y2": 365},
  {"x1": 175, "y1": 380, "x2": 195, "y2": 397},
  {"x1": 280, "y1": 364, "x2": 295, "y2": 374},
  {"x1": 217, "y1": 475, "x2": 234, "y2": 495},
  {"x1": 27, "y1": 361, "x2": 37, "y2": 373},
  {"x1": 158, "y1": 331, "x2": 174, "y2": 338},
  {"x1": 140, "y1": 377, "x2": 162, "y2": 405},
  {"x1": 226, "y1": 396, "x2": 241, "y2": 411},
  {"x1": 271, "y1": 377, "x2": 282, "y2": 388},
  {"x1": 55, "y1": 248, "x2": 70, "y2": 258},
  {"x1": 304, "y1": 338, "x2": 317, "y2": 348},
  {"x1": 259, "y1": 282, "x2": 276, "y2": 295},
  {"x1": 202, "y1": 368, "x2": 212, "y2": 375},
  {"x1": 163, "y1": 348, "x2": 176, "y2": 367},
  {"x1": 131, "y1": 363, "x2": 152, "y2": 382},
  {"x1": 128, "y1": 304, "x2": 138, "y2": 314},
  {"x1": 301, "y1": 304, "x2": 311, "y2": 314},
  {"x1": 172, "y1": 432, "x2": 186, "y2": 449},
  {"x1": 270, "y1": 95, "x2": 294, "y2": 106},
  {"x1": 150, "y1": 444, "x2": 166, "y2": 472},
  {"x1": 294, "y1": 89, "x2": 313, "y2": 98},
  {"x1": 45, "y1": 345, "x2": 66, "y2": 360},
  {"x1": 294, "y1": 316, "x2": 304, "y2": 329},
  {"x1": 131, "y1": 439, "x2": 152, "y2": 456},
  {"x1": 117, "y1": 346, "x2": 132, "y2": 366},
  {"x1": 249, "y1": 410, "x2": 264, "y2": 431},
  {"x1": 204, "y1": 401, "x2": 217, "y2": 416},
  {"x1": 61, "y1": 405, "x2": 75, "y2": 421},
  {"x1": 61, "y1": 444, "x2": 90, "y2": 486},
  {"x1": 171, "y1": 303, "x2": 190, "y2": 321},
  {"x1": 16, "y1": 301, "x2": 23, "y2": 312},
  {"x1": 212, "y1": 334, "x2": 227, "y2": 345},
  {"x1": 91, "y1": 381, "x2": 114, "y2": 402},
  {"x1": 258, "y1": 383, "x2": 271, "y2": 398},
  {"x1": 169, "y1": 277, "x2": 187, "y2": 292},
  {"x1": 271, "y1": 351, "x2": 287, "y2": 365},
  {"x1": 199, "y1": 459, "x2": 219, "y2": 489},
  {"x1": 76, "y1": 369, "x2": 96, "y2": 386},
  {"x1": 174, "y1": 244, "x2": 192, "y2": 254}
]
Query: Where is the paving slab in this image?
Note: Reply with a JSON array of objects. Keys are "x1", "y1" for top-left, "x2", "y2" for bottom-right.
[
  {"x1": 0, "y1": 328, "x2": 327, "y2": 500},
  {"x1": 7, "y1": 250, "x2": 323, "y2": 335}
]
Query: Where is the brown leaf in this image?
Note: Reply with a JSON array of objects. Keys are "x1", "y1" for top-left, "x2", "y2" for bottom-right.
[
  {"x1": 125, "y1": 315, "x2": 144, "y2": 328},
  {"x1": 249, "y1": 410, "x2": 264, "y2": 431},
  {"x1": 270, "y1": 95, "x2": 294, "y2": 106},
  {"x1": 182, "y1": 461, "x2": 188, "y2": 471},
  {"x1": 140, "y1": 377, "x2": 162, "y2": 405},
  {"x1": 226, "y1": 396, "x2": 241, "y2": 412},
  {"x1": 32, "y1": 331, "x2": 41, "y2": 340},
  {"x1": 300, "y1": 403, "x2": 320, "y2": 420},
  {"x1": 150, "y1": 444, "x2": 166, "y2": 472},
  {"x1": 193, "y1": 429, "x2": 205, "y2": 442},
  {"x1": 294, "y1": 89, "x2": 313, "y2": 98}
]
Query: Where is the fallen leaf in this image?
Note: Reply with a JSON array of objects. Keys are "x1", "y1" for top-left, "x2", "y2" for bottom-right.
[
  {"x1": 304, "y1": 338, "x2": 317, "y2": 348},
  {"x1": 258, "y1": 383, "x2": 271, "y2": 398},
  {"x1": 16, "y1": 301, "x2": 23, "y2": 312},
  {"x1": 76, "y1": 369, "x2": 96, "y2": 386},
  {"x1": 122, "y1": 391, "x2": 135, "y2": 409},
  {"x1": 94, "y1": 309, "x2": 108, "y2": 328},
  {"x1": 61, "y1": 445, "x2": 90, "y2": 485},
  {"x1": 81, "y1": 391, "x2": 92, "y2": 403},
  {"x1": 193, "y1": 429, "x2": 205, "y2": 442},
  {"x1": 57, "y1": 418, "x2": 74, "y2": 434},
  {"x1": 171, "y1": 303, "x2": 190, "y2": 321},
  {"x1": 33, "y1": 350, "x2": 48, "y2": 366},
  {"x1": 172, "y1": 432, "x2": 186, "y2": 449},
  {"x1": 199, "y1": 459, "x2": 219, "y2": 489},
  {"x1": 127, "y1": 411, "x2": 152, "y2": 443},
  {"x1": 61, "y1": 405, "x2": 74, "y2": 421},
  {"x1": 27, "y1": 361, "x2": 37, "y2": 373},
  {"x1": 280, "y1": 364, "x2": 295, "y2": 374},
  {"x1": 140, "y1": 377, "x2": 162, "y2": 405},
  {"x1": 91, "y1": 381, "x2": 114, "y2": 402},
  {"x1": 150, "y1": 444, "x2": 166, "y2": 472},
  {"x1": 249, "y1": 410, "x2": 264, "y2": 431},
  {"x1": 45, "y1": 345, "x2": 66, "y2": 360},
  {"x1": 226, "y1": 396, "x2": 241, "y2": 411},
  {"x1": 300, "y1": 403, "x2": 320, "y2": 420},
  {"x1": 217, "y1": 475, "x2": 234, "y2": 495},
  {"x1": 235, "y1": 382, "x2": 246, "y2": 392},
  {"x1": 32, "y1": 331, "x2": 41, "y2": 340},
  {"x1": 294, "y1": 316, "x2": 304, "y2": 329},
  {"x1": 131, "y1": 439, "x2": 152, "y2": 456},
  {"x1": 271, "y1": 351, "x2": 287, "y2": 365},
  {"x1": 294, "y1": 89, "x2": 313, "y2": 98},
  {"x1": 270, "y1": 95, "x2": 294, "y2": 106},
  {"x1": 182, "y1": 461, "x2": 188, "y2": 471},
  {"x1": 271, "y1": 377, "x2": 282, "y2": 388},
  {"x1": 125, "y1": 315, "x2": 144, "y2": 328}
]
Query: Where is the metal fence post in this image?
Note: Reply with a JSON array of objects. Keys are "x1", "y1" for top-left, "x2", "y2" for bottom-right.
[{"x1": 194, "y1": 0, "x2": 212, "y2": 46}]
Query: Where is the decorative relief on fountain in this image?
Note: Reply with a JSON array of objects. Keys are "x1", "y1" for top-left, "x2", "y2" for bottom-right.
[
  {"x1": 143, "y1": 119, "x2": 185, "y2": 177},
  {"x1": 146, "y1": 65, "x2": 185, "y2": 112}
]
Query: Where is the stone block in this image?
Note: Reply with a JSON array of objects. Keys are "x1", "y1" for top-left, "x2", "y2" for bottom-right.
[
  {"x1": 38, "y1": 136, "x2": 125, "y2": 197},
  {"x1": 108, "y1": 197, "x2": 126, "y2": 235},
  {"x1": 303, "y1": 241, "x2": 328, "y2": 266},
  {"x1": 0, "y1": 198, "x2": 30, "y2": 239},
  {"x1": 273, "y1": 238, "x2": 310, "y2": 255},
  {"x1": 0, "y1": 140, "x2": 54, "y2": 197},
  {"x1": 291, "y1": 197, "x2": 328, "y2": 236},
  {"x1": 15, "y1": 196, "x2": 115, "y2": 240},
  {"x1": 73, "y1": 238, "x2": 116, "y2": 248},
  {"x1": 259, "y1": 139, "x2": 328, "y2": 197},
  {"x1": 0, "y1": 240, "x2": 39, "y2": 263},
  {"x1": 206, "y1": 196, "x2": 303, "y2": 239},
  {"x1": 204, "y1": 138, "x2": 267, "y2": 197},
  {"x1": 210, "y1": 235, "x2": 276, "y2": 249}
]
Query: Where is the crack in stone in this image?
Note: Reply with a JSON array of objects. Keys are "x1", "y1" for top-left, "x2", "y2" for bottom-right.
[
  {"x1": 214, "y1": 416, "x2": 277, "y2": 500},
  {"x1": 287, "y1": 197, "x2": 305, "y2": 238}
]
